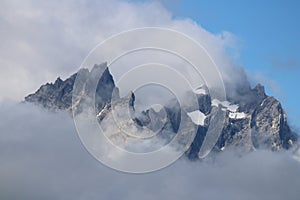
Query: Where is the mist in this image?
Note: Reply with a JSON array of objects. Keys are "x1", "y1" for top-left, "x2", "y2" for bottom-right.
[
  {"x1": 0, "y1": 102, "x2": 300, "y2": 200},
  {"x1": 0, "y1": 0, "x2": 242, "y2": 102}
]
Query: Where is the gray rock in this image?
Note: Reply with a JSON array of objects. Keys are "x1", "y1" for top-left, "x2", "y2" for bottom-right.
[
  {"x1": 25, "y1": 63, "x2": 298, "y2": 159},
  {"x1": 25, "y1": 63, "x2": 116, "y2": 113},
  {"x1": 251, "y1": 96, "x2": 297, "y2": 150}
]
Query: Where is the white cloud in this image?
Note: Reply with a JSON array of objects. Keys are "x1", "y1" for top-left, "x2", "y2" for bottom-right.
[
  {"x1": 0, "y1": 0, "x2": 240, "y2": 101},
  {"x1": 0, "y1": 102, "x2": 300, "y2": 200}
]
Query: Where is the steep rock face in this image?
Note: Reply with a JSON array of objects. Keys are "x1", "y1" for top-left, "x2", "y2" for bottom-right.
[
  {"x1": 229, "y1": 84, "x2": 267, "y2": 112},
  {"x1": 25, "y1": 62, "x2": 298, "y2": 158},
  {"x1": 25, "y1": 63, "x2": 116, "y2": 112},
  {"x1": 251, "y1": 96, "x2": 297, "y2": 150},
  {"x1": 165, "y1": 98, "x2": 181, "y2": 133},
  {"x1": 185, "y1": 84, "x2": 298, "y2": 158},
  {"x1": 25, "y1": 74, "x2": 76, "y2": 110},
  {"x1": 216, "y1": 116, "x2": 253, "y2": 152},
  {"x1": 187, "y1": 126, "x2": 208, "y2": 159}
]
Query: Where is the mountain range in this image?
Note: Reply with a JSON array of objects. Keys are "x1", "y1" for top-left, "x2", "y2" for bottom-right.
[{"x1": 25, "y1": 63, "x2": 298, "y2": 159}]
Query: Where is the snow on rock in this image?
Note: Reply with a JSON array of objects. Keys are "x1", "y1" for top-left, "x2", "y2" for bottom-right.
[
  {"x1": 260, "y1": 98, "x2": 267, "y2": 106},
  {"x1": 193, "y1": 85, "x2": 208, "y2": 95},
  {"x1": 211, "y1": 99, "x2": 239, "y2": 112},
  {"x1": 187, "y1": 110, "x2": 206, "y2": 126},
  {"x1": 227, "y1": 105, "x2": 239, "y2": 112},
  {"x1": 210, "y1": 99, "x2": 247, "y2": 119},
  {"x1": 193, "y1": 88, "x2": 207, "y2": 95},
  {"x1": 229, "y1": 112, "x2": 248, "y2": 119}
]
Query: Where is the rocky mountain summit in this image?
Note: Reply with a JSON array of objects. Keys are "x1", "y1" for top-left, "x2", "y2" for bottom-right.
[
  {"x1": 25, "y1": 63, "x2": 298, "y2": 159},
  {"x1": 25, "y1": 63, "x2": 116, "y2": 113}
]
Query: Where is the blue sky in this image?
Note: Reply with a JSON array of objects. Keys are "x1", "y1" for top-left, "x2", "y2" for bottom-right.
[{"x1": 158, "y1": 0, "x2": 300, "y2": 127}]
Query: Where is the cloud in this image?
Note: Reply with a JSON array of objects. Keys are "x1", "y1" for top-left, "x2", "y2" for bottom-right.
[
  {"x1": 249, "y1": 72, "x2": 281, "y2": 96},
  {"x1": 2, "y1": 2, "x2": 298, "y2": 199},
  {"x1": 0, "y1": 0, "x2": 241, "y2": 101},
  {"x1": 0, "y1": 102, "x2": 300, "y2": 200}
]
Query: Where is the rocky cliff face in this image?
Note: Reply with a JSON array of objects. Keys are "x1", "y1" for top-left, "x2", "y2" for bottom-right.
[
  {"x1": 24, "y1": 63, "x2": 298, "y2": 159},
  {"x1": 187, "y1": 84, "x2": 298, "y2": 159},
  {"x1": 25, "y1": 63, "x2": 116, "y2": 113}
]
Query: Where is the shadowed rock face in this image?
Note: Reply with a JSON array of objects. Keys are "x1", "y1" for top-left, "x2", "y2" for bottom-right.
[
  {"x1": 25, "y1": 74, "x2": 76, "y2": 110},
  {"x1": 25, "y1": 62, "x2": 298, "y2": 159},
  {"x1": 25, "y1": 63, "x2": 116, "y2": 113}
]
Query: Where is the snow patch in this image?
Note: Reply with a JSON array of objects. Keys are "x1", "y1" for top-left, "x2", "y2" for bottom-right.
[
  {"x1": 227, "y1": 105, "x2": 239, "y2": 112},
  {"x1": 260, "y1": 99, "x2": 267, "y2": 106},
  {"x1": 212, "y1": 99, "x2": 239, "y2": 112},
  {"x1": 229, "y1": 112, "x2": 247, "y2": 119},
  {"x1": 187, "y1": 110, "x2": 206, "y2": 126},
  {"x1": 193, "y1": 85, "x2": 208, "y2": 94},
  {"x1": 193, "y1": 87, "x2": 207, "y2": 95}
]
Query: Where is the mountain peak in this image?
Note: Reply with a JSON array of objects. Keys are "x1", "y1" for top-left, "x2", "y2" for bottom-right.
[
  {"x1": 253, "y1": 83, "x2": 267, "y2": 99},
  {"x1": 25, "y1": 62, "x2": 115, "y2": 112},
  {"x1": 24, "y1": 63, "x2": 298, "y2": 159}
]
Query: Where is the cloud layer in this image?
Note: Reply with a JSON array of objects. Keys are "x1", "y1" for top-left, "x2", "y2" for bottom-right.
[
  {"x1": 0, "y1": 102, "x2": 300, "y2": 200},
  {"x1": 0, "y1": 0, "x2": 240, "y2": 101}
]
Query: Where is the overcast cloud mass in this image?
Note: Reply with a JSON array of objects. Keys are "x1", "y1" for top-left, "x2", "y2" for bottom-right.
[
  {"x1": 0, "y1": 103, "x2": 300, "y2": 200},
  {"x1": 0, "y1": 0, "x2": 241, "y2": 102},
  {"x1": 1, "y1": 0, "x2": 300, "y2": 199}
]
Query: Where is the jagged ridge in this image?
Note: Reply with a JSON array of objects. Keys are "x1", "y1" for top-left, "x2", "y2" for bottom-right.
[{"x1": 24, "y1": 63, "x2": 298, "y2": 159}]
